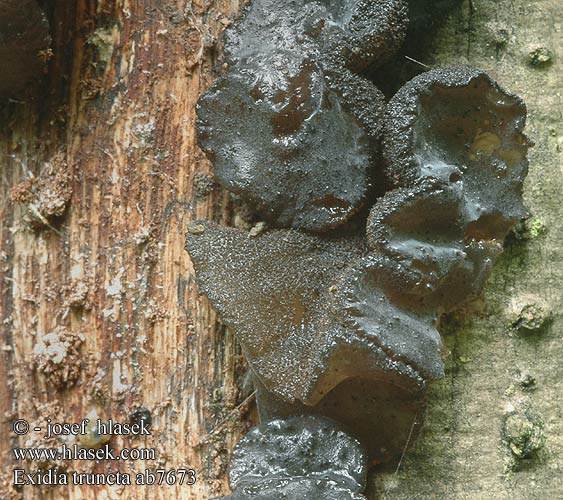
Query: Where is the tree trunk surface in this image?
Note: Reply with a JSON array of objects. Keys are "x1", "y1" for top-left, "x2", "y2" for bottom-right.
[
  {"x1": 1, "y1": 1, "x2": 247, "y2": 499},
  {"x1": 0, "y1": 1, "x2": 560, "y2": 500}
]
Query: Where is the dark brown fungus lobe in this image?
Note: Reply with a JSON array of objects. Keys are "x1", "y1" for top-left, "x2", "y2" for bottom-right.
[
  {"x1": 338, "y1": 253, "x2": 443, "y2": 378},
  {"x1": 383, "y1": 66, "x2": 530, "y2": 229},
  {"x1": 315, "y1": 0, "x2": 409, "y2": 71},
  {"x1": 218, "y1": 415, "x2": 367, "y2": 500},
  {"x1": 0, "y1": 0, "x2": 51, "y2": 98},
  {"x1": 217, "y1": 479, "x2": 366, "y2": 500},
  {"x1": 214, "y1": 415, "x2": 367, "y2": 499},
  {"x1": 371, "y1": 67, "x2": 530, "y2": 310},
  {"x1": 223, "y1": 0, "x2": 315, "y2": 67},
  {"x1": 366, "y1": 178, "x2": 503, "y2": 311},
  {"x1": 187, "y1": 221, "x2": 363, "y2": 403},
  {"x1": 196, "y1": 54, "x2": 385, "y2": 231},
  {"x1": 224, "y1": 0, "x2": 408, "y2": 73},
  {"x1": 186, "y1": 222, "x2": 442, "y2": 459},
  {"x1": 197, "y1": 0, "x2": 404, "y2": 231}
]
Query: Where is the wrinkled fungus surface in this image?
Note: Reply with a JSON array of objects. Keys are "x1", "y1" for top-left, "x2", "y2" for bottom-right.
[
  {"x1": 197, "y1": 63, "x2": 384, "y2": 231},
  {"x1": 224, "y1": 0, "x2": 408, "y2": 72},
  {"x1": 213, "y1": 415, "x2": 367, "y2": 500},
  {"x1": 190, "y1": 0, "x2": 529, "y2": 482},
  {"x1": 188, "y1": 67, "x2": 529, "y2": 465},
  {"x1": 186, "y1": 222, "x2": 442, "y2": 406},
  {"x1": 366, "y1": 178, "x2": 504, "y2": 311},
  {"x1": 367, "y1": 67, "x2": 530, "y2": 311},
  {"x1": 189, "y1": 63, "x2": 529, "y2": 467},
  {"x1": 0, "y1": 0, "x2": 51, "y2": 97},
  {"x1": 196, "y1": 0, "x2": 409, "y2": 231},
  {"x1": 383, "y1": 67, "x2": 530, "y2": 201},
  {"x1": 219, "y1": 481, "x2": 365, "y2": 500}
]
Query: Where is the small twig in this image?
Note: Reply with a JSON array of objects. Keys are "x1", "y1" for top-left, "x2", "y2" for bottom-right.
[
  {"x1": 28, "y1": 204, "x2": 63, "y2": 236},
  {"x1": 395, "y1": 413, "x2": 418, "y2": 475},
  {"x1": 197, "y1": 391, "x2": 256, "y2": 446},
  {"x1": 405, "y1": 56, "x2": 430, "y2": 69},
  {"x1": 99, "y1": 147, "x2": 117, "y2": 164}
]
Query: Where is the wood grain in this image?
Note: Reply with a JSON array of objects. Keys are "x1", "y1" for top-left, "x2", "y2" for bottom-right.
[{"x1": 0, "y1": 1, "x2": 248, "y2": 498}]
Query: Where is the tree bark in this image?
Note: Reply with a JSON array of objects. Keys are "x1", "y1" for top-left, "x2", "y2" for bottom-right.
[
  {"x1": 372, "y1": 1, "x2": 563, "y2": 499},
  {"x1": 0, "y1": 1, "x2": 561, "y2": 500},
  {"x1": 1, "y1": 1, "x2": 247, "y2": 499}
]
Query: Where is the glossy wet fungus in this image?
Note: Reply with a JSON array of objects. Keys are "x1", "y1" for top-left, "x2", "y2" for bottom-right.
[
  {"x1": 223, "y1": 0, "x2": 409, "y2": 72},
  {"x1": 186, "y1": 221, "x2": 437, "y2": 460},
  {"x1": 213, "y1": 415, "x2": 368, "y2": 500},
  {"x1": 196, "y1": 0, "x2": 409, "y2": 232},
  {"x1": 197, "y1": 62, "x2": 384, "y2": 231},
  {"x1": 188, "y1": 0, "x2": 530, "y2": 493},
  {"x1": 0, "y1": 0, "x2": 51, "y2": 97},
  {"x1": 369, "y1": 67, "x2": 530, "y2": 310},
  {"x1": 366, "y1": 178, "x2": 502, "y2": 312},
  {"x1": 218, "y1": 479, "x2": 366, "y2": 500},
  {"x1": 381, "y1": 67, "x2": 529, "y2": 213},
  {"x1": 187, "y1": 221, "x2": 442, "y2": 408}
]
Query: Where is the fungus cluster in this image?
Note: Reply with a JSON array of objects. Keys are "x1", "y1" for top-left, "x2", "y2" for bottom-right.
[
  {"x1": 197, "y1": 0, "x2": 409, "y2": 231},
  {"x1": 187, "y1": 0, "x2": 530, "y2": 495}
]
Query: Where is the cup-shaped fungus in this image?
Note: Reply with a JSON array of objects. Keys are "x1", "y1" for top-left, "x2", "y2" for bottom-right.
[
  {"x1": 223, "y1": 0, "x2": 408, "y2": 72},
  {"x1": 197, "y1": 0, "x2": 411, "y2": 231},
  {"x1": 196, "y1": 55, "x2": 385, "y2": 231},
  {"x1": 313, "y1": 0, "x2": 409, "y2": 71},
  {"x1": 189, "y1": 0, "x2": 531, "y2": 483},
  {"x1": 186, "y1": 221, "x2": 440, "y2": 459},
  {"x1": 366, "y1": 178, "x2": 503, "y2": 311},
  {"x1": 383, "y1": 66, "x2": 530, "y2": 231},
  {"x1": 370, "y1": 67, "x2": 531, "y2": 310}
]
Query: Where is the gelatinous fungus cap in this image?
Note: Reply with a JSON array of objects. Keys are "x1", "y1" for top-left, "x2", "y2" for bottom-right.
[
  {"x1": 196, "y1": 0, "x2": 409, "y2": 232},
  {"x1": 224, "y1": 0, "x2": 408, "y2": 72},
  {"x1": 197, "y1": 60, "x2": 385, "y2": 231},
  {"x1": 189, "y1": 60, "x2": 530, "y2": 460},
  {"x1": 382, "y1": 66, "x2": 530, "y2": 224},
  {"x1": 0, "y1": 0, "x2": 51, "y2": 97},
  {"x1": 366, "y1": 177, "x2": 504, "y2": 311},
  {"x1": 315, "y1": 0, "x2": 409, "y2": 71},
  {"x1": 212, "y1": 415, "x2": 368, "y2": 500},
  {"x1": 215, "y1": 480, "x2": 366, "y2": 500},
  {"x1": 186, "y1": 221, "x2": 444, "y2": 406},
  {"x1": 369, "y1": 66, "x2": 531, "y2": 309}
]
